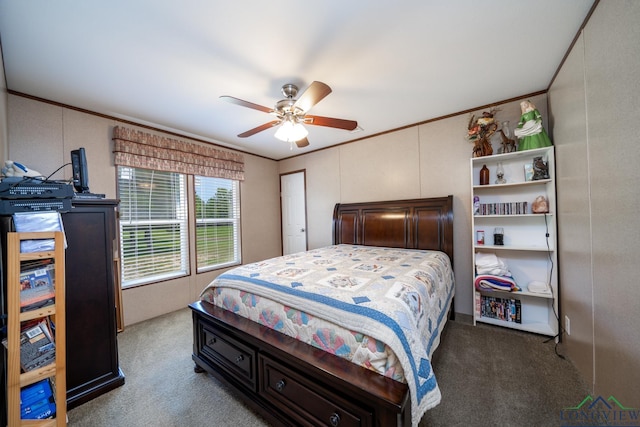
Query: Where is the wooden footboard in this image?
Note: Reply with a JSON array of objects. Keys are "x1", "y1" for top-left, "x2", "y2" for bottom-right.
[{"x1": 190, "y1": 300, "x2": 411, "y2": 427}]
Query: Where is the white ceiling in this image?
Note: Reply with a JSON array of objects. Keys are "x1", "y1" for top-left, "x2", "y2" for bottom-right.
[{"x1": 0, "y1": 1, "x2": 594, "y2": 160}]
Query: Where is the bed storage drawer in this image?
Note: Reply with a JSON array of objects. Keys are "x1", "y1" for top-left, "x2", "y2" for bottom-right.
[
  {"x1": 199, "y1": 322, "x2": 257, "y2": 391},
  {"x1": 259, "y1": 354, "x2": 373, "y2": 427}
]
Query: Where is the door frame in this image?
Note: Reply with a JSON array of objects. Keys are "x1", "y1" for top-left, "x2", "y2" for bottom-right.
[{"x1": 279, "y1": 169, "x2": 308, "y2": 255}]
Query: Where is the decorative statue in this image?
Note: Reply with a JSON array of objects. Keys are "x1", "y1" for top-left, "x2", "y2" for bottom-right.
[
  {"x1": 498, "y1": 121, "x2": 517, "y2": 153},
  {"x1": 514, "y1": 100, "x2": 553, "y2": 151},
  {"x1": 532, "y1": 156, "x2": 550, "y2": 180},
  {"x1": 467, "y1": 108, "x2": 498, "y2": 157}
]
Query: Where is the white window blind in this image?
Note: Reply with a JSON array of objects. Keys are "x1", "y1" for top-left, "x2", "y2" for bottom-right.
[
  {"x1": 117, "y1": 167, "x2": 189, "y2": 287},
  {"x1": 194, "y1": 176, "x2": 241, "y2": 272}
]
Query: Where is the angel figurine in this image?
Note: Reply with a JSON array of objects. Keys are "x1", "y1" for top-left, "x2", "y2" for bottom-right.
[{"x1": 514, "y1": 100, "x2": 553, "y2": 151}]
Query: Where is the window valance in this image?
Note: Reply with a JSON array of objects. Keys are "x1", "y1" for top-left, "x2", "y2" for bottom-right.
[{"x1": 112, "y1": 126, "x2": 244, "y2": 180}]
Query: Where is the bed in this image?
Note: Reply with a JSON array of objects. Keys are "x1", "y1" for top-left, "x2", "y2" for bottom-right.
[{"x1": 190, "y1": 196, "x2": 454, "y2": 427}]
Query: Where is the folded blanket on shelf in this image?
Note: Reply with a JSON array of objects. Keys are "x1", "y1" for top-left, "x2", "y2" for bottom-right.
[
  {"x1": 475, "y1": 252, "x2": 510, "y2": 277},
  {"x1": 474, "y1": 274, "x2": 520, "y2": 292}
]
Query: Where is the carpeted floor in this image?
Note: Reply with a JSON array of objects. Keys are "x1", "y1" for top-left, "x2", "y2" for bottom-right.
[
  {"x1": 421, "y1": 317, "x2": 589, "y2": 426},
  {"x1": 66, "y1": 308, "x2": 588, "y2": 427}
]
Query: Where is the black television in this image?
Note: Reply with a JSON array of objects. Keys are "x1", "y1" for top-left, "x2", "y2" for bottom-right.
[{"x1": 71, "y1": 147, "x2": 89, "y2": 193}]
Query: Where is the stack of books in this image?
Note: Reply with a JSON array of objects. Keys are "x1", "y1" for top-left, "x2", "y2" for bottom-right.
[{"x1": 476, "y1": 201, "x2": 528, "y2": 216}]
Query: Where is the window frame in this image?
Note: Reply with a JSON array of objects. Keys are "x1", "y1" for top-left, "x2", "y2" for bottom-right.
[
  {"x1": 194, "y1": 176, "x2": 242, "y2": 273},
  {"x1": 117, "y1": 166, "x2": 189, "y2": 288}
]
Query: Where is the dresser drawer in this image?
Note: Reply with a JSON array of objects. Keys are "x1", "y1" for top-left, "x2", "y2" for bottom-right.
[
  {"x1": 259, "y1": 354, "x2": 373, "y2": 427},
  {"x1": 200, "y1": 323, "x2": 257, "y2": 391}
]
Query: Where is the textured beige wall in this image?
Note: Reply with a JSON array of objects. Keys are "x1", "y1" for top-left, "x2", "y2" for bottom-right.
[
  {"x1": 7, "y1": 97, "x2": 116, "y2": 197},
  {"x1": 549, "y1": 32, "x2": 594, "y2": 388},
  {"x1": 8, "y1": 96, "x2": 65, "y2": 180},
  {"x1": 238, "y1": 154, "x2": 282, "y2": 265},
  {"x1": 583, "y1": 0, "x2": 640, "y2": 402},
  {"x1": 279, "y1": 94, "x2": 548, "y2": 316},
  {"x1": 0, "y1": 42, "x2": 7, "y2": 162},
  {"x1": 550, "y1": 0, "x2": 640, "y2": 404},
  {"x1": 340, "y1": 127, "x2": 422, "y2": 202},
  {"x1": 302, "y1": 149, "x2": 342, "y2": 250},
  {"x1": 278, "y1": 148, "x2": 341, "y2": 250},
  {"x1": 63, "y1": 109, "x2": 117, "y2": 197},
  {"x1": 6, "y1": 95, "x2": 281, "y2": 325}
]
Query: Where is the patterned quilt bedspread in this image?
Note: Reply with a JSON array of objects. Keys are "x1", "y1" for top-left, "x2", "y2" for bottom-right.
[{"x1": 200, "y1": 244, "x2": 455, "y2": 426}]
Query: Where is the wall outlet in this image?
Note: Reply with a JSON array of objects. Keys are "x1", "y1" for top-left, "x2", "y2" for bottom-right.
[{"x1": 565, "y1": 315, "x2": 571, "y2": 336}]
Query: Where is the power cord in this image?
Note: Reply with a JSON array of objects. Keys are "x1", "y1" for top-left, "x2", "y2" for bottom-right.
[
  {"x1": 43, "y1": 162, "x2": 72, "y2": 182},
  {"x1": 542, "y1": 213, "x2": 566, "y2": 359}
]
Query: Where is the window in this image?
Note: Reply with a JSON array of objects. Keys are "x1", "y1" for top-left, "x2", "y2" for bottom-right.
[
  {"x1": 117, "y1": 167, "x2": 188, "y2": 287},
  {"x1": 194, "y1": 176, "x2": 241, "y2": 272}
]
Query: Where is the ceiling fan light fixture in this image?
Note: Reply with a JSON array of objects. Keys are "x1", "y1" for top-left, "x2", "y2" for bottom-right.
[
  {"x1": 222, "y1": 81, "x2": 356, "y2": 149},
  {"x1": 274, "y1": 119, "x2": 308, "y2": 142}
]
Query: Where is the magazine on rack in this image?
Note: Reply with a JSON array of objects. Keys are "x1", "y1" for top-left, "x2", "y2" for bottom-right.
[
  {"x1": 19, "y1": 259, "x2": 56, "y2": 311},
  {"x1": 1, "y1": 318, "x2": 56, "y2": 372},
  {"x1": 12, "y1": 211, "x2": 67, "y2": 252},
  {"x1": 20, "y1": 378, "x2": 56, "y2": 419}
]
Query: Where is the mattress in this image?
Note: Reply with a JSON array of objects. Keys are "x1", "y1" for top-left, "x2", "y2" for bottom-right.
[{"x1": 200, "y1": 244, "x2": 455, "y2": 424}]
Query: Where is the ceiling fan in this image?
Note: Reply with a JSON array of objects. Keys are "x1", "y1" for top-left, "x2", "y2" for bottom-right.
[{"x1": 220, "y1": 81, "x2": 358, "y2": 148}]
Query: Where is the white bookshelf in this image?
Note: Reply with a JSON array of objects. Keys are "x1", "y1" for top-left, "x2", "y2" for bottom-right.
[{"x1": 471, "y1": 146, "x2": 559, "y2": 337}]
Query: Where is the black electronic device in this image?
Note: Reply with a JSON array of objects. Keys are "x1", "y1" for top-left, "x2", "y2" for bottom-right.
[
  {"x1": 0, "y1": 178, "x2": 74, "y2": 199},
  {"x1": 71, "y1": 147, "x2": 90, "y2": 193},
  {"x1": 72, "y1": 192, "x2": 105, "y2": 199},
  {"x1": 0, "y1": 198, "x2": 72, "y2": 214}
]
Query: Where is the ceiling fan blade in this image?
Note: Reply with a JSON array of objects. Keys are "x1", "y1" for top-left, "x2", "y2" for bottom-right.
[
  {"x1": 304, "y1": 115, "x2": 358, "y2": 131},
  {"x1": 237, "y1": 120, "x2": 281, "y2": 138},
  {"x1": 295, "y1": 137, "x2": 310, "y2": 148},
  {"x1": 293, "y1": 81, "x2": 332, "y2": 112},
  {"x1": 220, "y1": 95, "x2": 274, "y2": 114}
]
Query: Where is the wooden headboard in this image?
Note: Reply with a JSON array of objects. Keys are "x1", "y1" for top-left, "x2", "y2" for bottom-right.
[{"x1": 332, "y1": 196, "x2": 454, "y2": 266}]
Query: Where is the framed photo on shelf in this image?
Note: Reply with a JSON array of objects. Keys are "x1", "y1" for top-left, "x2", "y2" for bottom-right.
[{"x1": 523, "y1": 163, "x2": 534, "y2": 181}]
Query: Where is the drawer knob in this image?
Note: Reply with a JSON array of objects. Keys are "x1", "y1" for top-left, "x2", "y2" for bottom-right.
[
  {"x1": 329, "y1": 412, "x2": 341, "y2": 427},
  {"x1": 235, "y1": 354, "x2": 244, "y2": 364},
  {"x1": 208, "y1": 337, "x2": 217, "y2": 346},
  {"x1": 275, "y1": 379, "x2": 286, "y2": 392}
]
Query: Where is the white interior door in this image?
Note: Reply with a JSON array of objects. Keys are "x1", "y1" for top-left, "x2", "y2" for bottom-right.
[{"x1": 281, "y1": 171, "x2": 307, "y2": 255}]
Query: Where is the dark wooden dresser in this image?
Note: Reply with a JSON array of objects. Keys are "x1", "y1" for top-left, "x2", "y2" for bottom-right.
[
  {"x1": 0, "y1": 198, "x2": 125, "y2": 421},
  {"x1": 61, "y1": 199, "x2": 125, "y2": 408}
]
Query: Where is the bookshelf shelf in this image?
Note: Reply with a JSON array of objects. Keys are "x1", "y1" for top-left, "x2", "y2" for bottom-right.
[
  {"x1": 474, "y1": 213, "x2": 554, "y2": 218},
  {"x1": 477, "y1": 287, "x2": 554, "y2": 299},
  {"x1": 19, "y1": 363, "x2": 57, "y2": 388},
  {"x1": 6, "y1": 232, "x2": 67, "y2": 426},
  {"x1": 19, "y1": 306, "x2": 57, "y2": 323},
  {"x1": 471, "y1": 146, "x2": 559, "y2": 337},
  {"x1": 474, "y1": 244, "x2": 553, "y2": 252},
  {"x1": 473, "y1": 178, "x2": 552, "y2": 190},
  {"x1": 476, "y1": 316, "x2": 556, "y2": 336}
]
